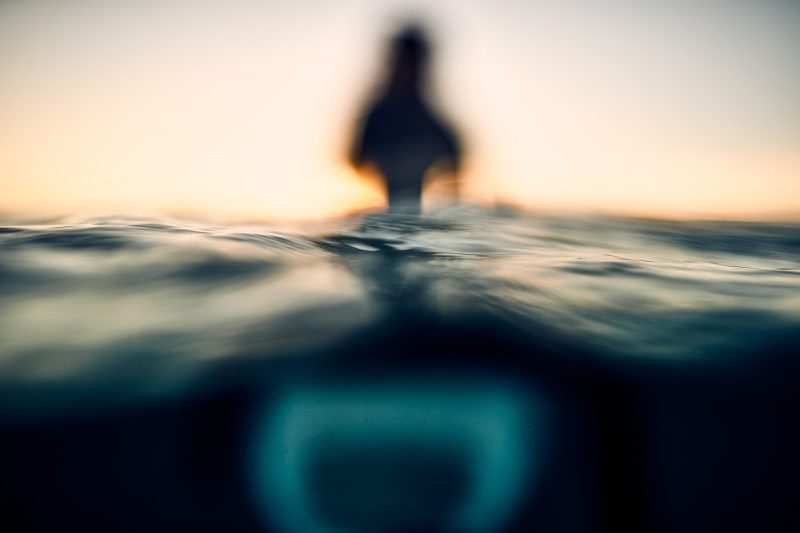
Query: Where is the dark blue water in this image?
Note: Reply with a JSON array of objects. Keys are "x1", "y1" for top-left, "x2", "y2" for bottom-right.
[
  {"x1": 1, "y1": 208, "x2": 797, "y2": 415},
  {"x1": 1, "y1": 208, "x2": 798, "y2": 532}
]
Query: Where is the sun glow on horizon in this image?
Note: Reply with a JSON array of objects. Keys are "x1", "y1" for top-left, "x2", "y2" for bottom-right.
[{"x1": 1, "y1": 0, "x2": 798, "y2": 222}]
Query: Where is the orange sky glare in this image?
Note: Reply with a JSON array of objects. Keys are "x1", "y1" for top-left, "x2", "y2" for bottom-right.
[{"x1": 1, "y1": 0, "x2": 798, "y2": 221}]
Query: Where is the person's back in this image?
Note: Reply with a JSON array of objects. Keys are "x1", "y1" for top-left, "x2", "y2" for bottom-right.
[{"x1": 350, "y1": 26, "x2": 461, "y2": 214}]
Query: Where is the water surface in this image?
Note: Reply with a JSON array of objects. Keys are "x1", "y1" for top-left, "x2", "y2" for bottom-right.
[{"x1": 1, "y1": 207, "x2": 798, "y2": 420}]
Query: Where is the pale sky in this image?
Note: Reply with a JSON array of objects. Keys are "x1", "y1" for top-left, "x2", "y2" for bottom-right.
[{"x1": 1, "y1": 0, "x2": 798, "y2": 220}]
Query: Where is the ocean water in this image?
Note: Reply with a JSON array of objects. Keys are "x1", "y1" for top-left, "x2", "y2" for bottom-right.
[
  {"x1": 1, "y1": 207, "x2": 799, "y2": 532},
  {"x1": 1, "y1": 207, "x2": 798, "y2": 414}
]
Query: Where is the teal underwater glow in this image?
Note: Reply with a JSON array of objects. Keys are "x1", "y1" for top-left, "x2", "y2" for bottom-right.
[{"x1": 247, "y1": 375, "x2": 549, "y2": 532}]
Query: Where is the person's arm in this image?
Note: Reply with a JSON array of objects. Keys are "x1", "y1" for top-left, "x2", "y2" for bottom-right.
[
  {"x1": 349, "y1": 110, "x2": 380, "y2": 170},
  {"x1": 349, "y1": 121, "x2": 367, "y2": 170},
  {"x1": 434, "y1": 122, "x2": 462, "y2": 201}
]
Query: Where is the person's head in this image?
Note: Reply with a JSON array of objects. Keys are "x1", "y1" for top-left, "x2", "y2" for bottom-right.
[{"x1": 386, "y1": 25, "x2": 430, "y2": 94}]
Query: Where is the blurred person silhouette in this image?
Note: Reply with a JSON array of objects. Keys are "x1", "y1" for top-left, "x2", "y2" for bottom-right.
[{"x1": 349, "y1": 25, "x2": 462, "y2": 215}]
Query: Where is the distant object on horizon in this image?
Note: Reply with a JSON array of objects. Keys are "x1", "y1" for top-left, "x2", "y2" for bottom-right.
[{"x1": 349, "y1": 25, "x2": 462, "y2": 215}]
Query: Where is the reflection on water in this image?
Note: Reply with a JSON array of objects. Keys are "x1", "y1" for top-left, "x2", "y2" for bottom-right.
[{"x1": 0, "y1": 208, "x2": 799, "y2": 531}]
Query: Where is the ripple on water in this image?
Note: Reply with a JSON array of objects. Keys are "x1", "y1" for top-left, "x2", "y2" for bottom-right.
[{"x1": 0, "y1": 211, "x2": 799, "y2": 418}]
